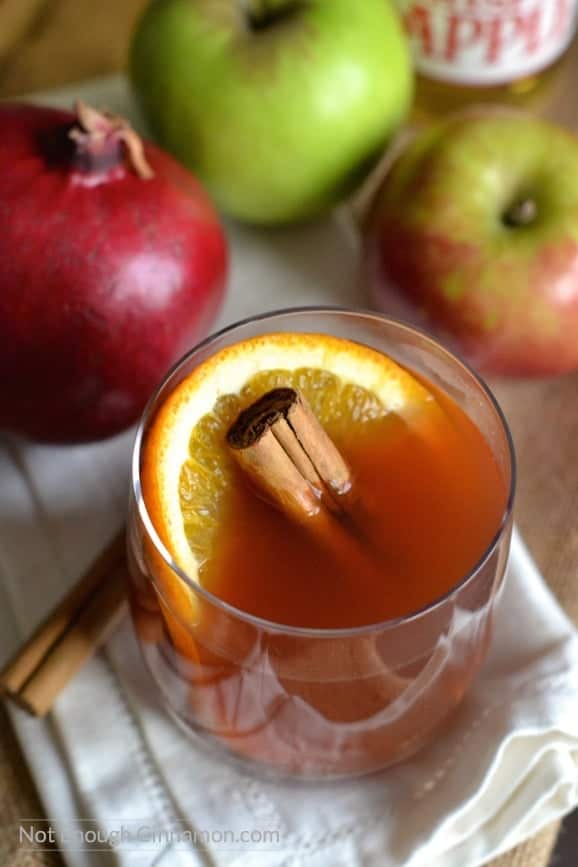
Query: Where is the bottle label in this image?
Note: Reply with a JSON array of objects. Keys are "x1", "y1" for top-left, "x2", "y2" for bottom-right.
[{"x1": 396, "y1": 0, "x2": 578, "y2": 85}]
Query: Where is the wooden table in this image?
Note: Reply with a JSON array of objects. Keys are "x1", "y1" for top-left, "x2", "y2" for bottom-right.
[{"x1": 0, "y1": 2, "x2": 577, "y2": 866}]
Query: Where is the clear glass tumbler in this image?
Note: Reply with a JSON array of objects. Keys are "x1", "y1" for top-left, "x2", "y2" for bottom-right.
[{"x1": 127, "y1": 308, "x2": 515, "y2": 779}]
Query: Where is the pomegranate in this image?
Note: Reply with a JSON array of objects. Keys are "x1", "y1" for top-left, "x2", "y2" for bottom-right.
[{"x1": 0, "y1": 102, "x2": 227, "y2": 443}]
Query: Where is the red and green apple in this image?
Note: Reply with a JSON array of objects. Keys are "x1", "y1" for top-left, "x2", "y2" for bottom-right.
[{"x1": 365, "y1": 110, "x2": 578, "y2": 377}]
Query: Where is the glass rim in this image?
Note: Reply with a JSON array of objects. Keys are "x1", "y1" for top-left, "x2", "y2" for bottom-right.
[{"x1": 131, "y1": 306, "x2": 516, "y2": 638}]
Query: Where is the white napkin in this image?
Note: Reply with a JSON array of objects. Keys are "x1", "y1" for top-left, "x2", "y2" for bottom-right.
[{"x1": 1, "y1": 76, "x2": 578, "y2": 867}]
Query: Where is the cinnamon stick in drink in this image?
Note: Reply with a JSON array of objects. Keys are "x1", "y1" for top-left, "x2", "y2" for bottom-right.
[
  {"x1": 227, "y1": 389, "x2": 325, "y2": 523},
  {"x1": 227, "y1": 387, "x2": 407, "y2": 701},
  {"x1": 226, "y1": 386, "x2": 356, "y2": 517},
  {"x1": 227, "y1": 387, "x2": 389, "y2": 575}
]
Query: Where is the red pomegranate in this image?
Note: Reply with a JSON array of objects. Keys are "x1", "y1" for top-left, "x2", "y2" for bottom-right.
[{"x1": 0, "y1": 102, "x2": 227, "y2": 443}]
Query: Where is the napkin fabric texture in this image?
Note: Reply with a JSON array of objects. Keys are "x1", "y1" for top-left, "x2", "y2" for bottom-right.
[{"x1": 0, "y1": 77, "x2": 577, "y2": 867}]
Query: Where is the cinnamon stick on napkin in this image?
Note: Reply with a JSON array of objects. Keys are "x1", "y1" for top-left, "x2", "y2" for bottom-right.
[{"x1": 0, "y1": 530, "x2": 127, "y2": 716}]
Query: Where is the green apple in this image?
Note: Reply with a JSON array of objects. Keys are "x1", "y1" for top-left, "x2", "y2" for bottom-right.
[
  {"x1": 365, "y1": 110, "x2": 578, "y2": 377},
  {"x1": 130, "y1": 0, "x2": 412, "y2": 224}
]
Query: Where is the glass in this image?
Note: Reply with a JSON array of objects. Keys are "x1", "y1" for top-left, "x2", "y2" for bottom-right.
[{"x1": 127, "y1": 308, "x2": 515, "y2": 779}]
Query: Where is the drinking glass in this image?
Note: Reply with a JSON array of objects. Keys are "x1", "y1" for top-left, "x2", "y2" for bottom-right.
[{"x1": 127, "y1": 308, "x2": 515, "y2": 779}]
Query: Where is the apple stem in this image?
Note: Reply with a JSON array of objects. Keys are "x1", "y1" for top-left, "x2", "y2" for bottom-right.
[
  {"x1": 503, "y1": 198, "x2": 537, "y2": 228},
  {"x1": 243, "y1": 0, "x2": 298, "y2": 29}
]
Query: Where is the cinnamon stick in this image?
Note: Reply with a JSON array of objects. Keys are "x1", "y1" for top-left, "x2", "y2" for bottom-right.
[
  {"x1": 227, "y1": 386, "x2": 370, "y2": 574},
  {"x1": 227, "y1": 386, "x2": 386, "y2": 562},
  {"x1": 0, "y1": 530, "x2": 127, "y2": 716},
  {"x1": 227, "y1": 387, "x2": 407, "y2": 700},
  {"x1": 227, "y1": 387, "x2": 351, "y2": 517}
]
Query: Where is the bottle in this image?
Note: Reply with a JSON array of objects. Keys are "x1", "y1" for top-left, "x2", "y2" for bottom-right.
[{"x1": 395, "y1": 0, "x2": 578, "y2": 115}]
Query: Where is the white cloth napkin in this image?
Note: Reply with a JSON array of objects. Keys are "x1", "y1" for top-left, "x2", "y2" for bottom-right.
[{"x1": 1, "y1": 76, "x2": 578, "y2": 867}]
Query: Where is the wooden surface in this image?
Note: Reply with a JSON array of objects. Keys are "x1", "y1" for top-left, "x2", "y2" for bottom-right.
[
  {"x1": 0, "y1": 2, "x2": 577, "y2": 866},
  {"x1": 0, "y1": 0, "x2": 147, "y2": 96}
]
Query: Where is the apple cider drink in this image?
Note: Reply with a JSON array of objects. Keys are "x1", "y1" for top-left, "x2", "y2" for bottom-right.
[{"x1": 128, "y1": 310, "x2": 514, "y2": 778}]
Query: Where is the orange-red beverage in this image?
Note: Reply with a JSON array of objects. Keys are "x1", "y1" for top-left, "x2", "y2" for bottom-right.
[
  {"x1": 206, "y1": 385, "x2": 505, "y2": 629},
  {"x1": 128, "y1": 310, "x2": 514, "y2": 778}
]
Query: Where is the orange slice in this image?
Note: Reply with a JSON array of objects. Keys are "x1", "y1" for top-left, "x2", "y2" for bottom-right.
[{"x1": 141, "y1": 332, "x2": 450, "y2": 650}]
